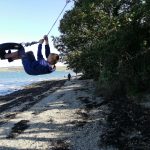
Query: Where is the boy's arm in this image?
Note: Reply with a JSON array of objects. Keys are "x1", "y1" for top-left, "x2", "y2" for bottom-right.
[
  {"x1": 44, "y1": 35, "x2": 50, "y2": 58},
  {"x1": 37, "y1": 39, "x2": 44, "y2": 60},
  {"x1": 45, "y1": 44, "x2": 50, "y2": 58},
  {"x1": 37, "y1": 44, "x2": 43, "y2": 60}
]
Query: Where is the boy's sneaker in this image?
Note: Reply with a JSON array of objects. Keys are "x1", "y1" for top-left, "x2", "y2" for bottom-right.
[
  {"x1": 7, "y1": 50, "x2": 13, "y2": 62},
  {"x1": 0, "y1": 50, "x2": 6, "y2": 59}
]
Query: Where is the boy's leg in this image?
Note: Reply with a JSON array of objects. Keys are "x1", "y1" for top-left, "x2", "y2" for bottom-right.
[
  {"x1": 5, "y1": 51, "x2": 21, "y2": 60},
  {"x1": 26, "y1": 51, "x2": 36, "y2": 62},
  {"x1": 21, "y1": 51, "x2": 36, "y2": 75},
  {"x1": 4, "y1": 46, "x2": 25, "y2": 61}
]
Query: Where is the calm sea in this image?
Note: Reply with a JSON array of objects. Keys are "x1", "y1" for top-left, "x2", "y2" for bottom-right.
[{"x1": 0, "y1": 70, "x2": 75, "y2": 96}]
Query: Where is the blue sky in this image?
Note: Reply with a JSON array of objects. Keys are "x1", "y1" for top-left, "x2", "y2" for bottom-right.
[{"x1": 0, "y1": 0, "x2": 74, "y2": 67}]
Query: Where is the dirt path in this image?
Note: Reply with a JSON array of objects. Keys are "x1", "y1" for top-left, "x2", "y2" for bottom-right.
[{"x1": 0, "y1": 79, "x2": 109, "y2": 150}]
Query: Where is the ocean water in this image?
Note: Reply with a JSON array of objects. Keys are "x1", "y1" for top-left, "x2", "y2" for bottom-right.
[{"x1": 0, "y1": 70, "x2": 75, "y2": 96}]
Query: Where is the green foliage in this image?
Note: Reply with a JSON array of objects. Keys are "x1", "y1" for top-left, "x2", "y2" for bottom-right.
[{"x1": 53, "y1": 0, "x2": 150, "y2": 94}]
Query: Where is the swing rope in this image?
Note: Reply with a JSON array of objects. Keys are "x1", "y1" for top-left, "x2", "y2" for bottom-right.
[
  {"x1": 47, "y1": 0, "x2": 70, "y2": 36},
  {"x1": 24, "y1": 0, "x2": 71, "y2": 47}
]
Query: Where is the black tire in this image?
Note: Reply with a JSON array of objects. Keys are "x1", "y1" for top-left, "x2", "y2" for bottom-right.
[{"x1": 0, "y1": 43, "x2": 23, "y2": 51}]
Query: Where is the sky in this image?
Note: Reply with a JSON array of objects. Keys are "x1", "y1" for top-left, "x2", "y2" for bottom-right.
[{"x1": 0, "y1": 0, "x2": 74, "y2": 67}]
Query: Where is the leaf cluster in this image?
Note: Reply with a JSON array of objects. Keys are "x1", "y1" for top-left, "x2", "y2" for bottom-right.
[{"x1": 53, "y1": 0, "x2": 150, "y2": 94}]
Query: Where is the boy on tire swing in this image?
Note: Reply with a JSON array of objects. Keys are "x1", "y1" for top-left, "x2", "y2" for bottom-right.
[{"x1": 2, "y1": 35, "x2": 59, "y2": 75}]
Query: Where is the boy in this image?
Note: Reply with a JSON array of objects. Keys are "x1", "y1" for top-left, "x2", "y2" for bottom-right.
[{"x1": 4, "y1": 35, "x2": 59, "y2": 75}]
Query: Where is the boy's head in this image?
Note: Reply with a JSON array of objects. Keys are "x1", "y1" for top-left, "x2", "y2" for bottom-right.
[{"x1": 47, "y1": 53, "x2": 59, "y2": 65}]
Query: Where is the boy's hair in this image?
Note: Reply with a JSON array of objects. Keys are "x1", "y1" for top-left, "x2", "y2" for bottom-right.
[
  {"x1": 50, "y1": 53, "x2": 59, "y2": 64},
  {"x1": 54, "y1": 54, "x2": 59, "y2": 61}
]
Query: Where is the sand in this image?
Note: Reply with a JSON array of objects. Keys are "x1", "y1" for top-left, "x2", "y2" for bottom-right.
[{"x1": 0, "y1": 79, "x2": 109, "y2": 150}]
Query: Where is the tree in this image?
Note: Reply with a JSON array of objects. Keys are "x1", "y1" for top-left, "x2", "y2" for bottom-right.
[{"x1": 53, "y1": 0, "x2": 150, "y2": 93}]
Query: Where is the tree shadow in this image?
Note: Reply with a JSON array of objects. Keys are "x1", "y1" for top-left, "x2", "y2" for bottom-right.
[
  {"x1": 0, "y1": 79, "x2": 101, "y2": 150},
  {"x1": 100, "y1": 96, "x2": 150, "y2": 149}
]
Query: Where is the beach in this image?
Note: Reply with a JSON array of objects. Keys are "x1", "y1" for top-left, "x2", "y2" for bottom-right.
[
  {"x1": 0, "y1": 78, "x2": 108, "y2": 150},
  {"x1": 0, "y1": 78, "x2": 150, "y2": 150}
]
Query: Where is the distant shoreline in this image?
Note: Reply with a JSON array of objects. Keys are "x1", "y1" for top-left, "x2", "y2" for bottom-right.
[{"x1": 0, "y1": 65, "x2": 68, "y2": 72}]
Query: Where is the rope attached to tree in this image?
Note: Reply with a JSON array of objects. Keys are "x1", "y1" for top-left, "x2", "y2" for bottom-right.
[
  {"x1": 47, "y1": 0, "x2": 71, "y2": 36},
  {"x1": 24, "y1": 0, "x2": 71, "y2": 47}
]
